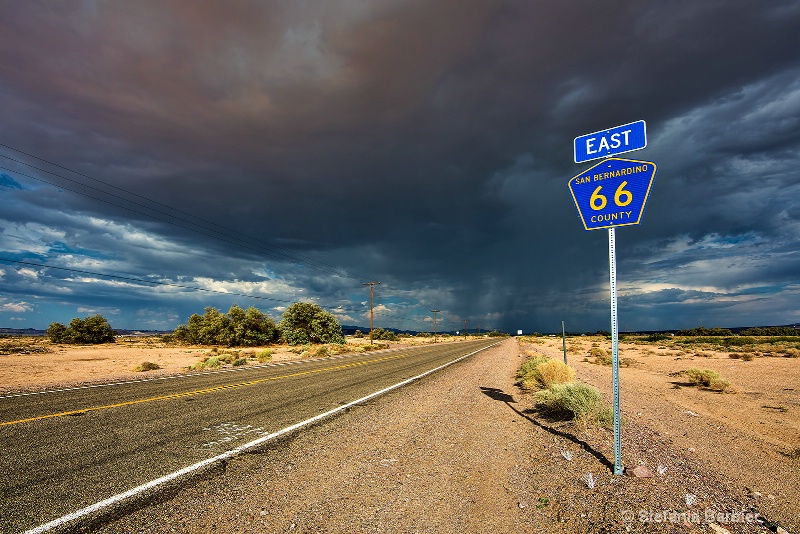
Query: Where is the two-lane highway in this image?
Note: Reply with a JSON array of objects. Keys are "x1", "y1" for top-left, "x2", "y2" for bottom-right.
[{"x1": 0, "y1": 339, "x2": 499, "y2": 533}]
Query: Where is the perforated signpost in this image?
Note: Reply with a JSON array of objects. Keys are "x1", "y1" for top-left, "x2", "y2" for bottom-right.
[{"x1": 568, "y1": 121, "x2": 656, "y2": 476}]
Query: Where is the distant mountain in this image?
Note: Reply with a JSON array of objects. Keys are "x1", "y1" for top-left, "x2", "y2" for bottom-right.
[
  {"x1": 0, "y1": 327, "x2": 46, "y2": 336},
  {"x1": 0, "y1": 327, "x2": 172, "y2": 337}
]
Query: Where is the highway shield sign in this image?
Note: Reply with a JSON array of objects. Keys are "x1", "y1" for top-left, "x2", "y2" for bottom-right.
[{"x1": 567, "y1": 158, "x2": 657, "y2": 231}]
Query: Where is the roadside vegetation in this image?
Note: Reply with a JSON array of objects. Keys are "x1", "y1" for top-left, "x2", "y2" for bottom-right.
[
  {"x1": 133, "y1": 361, "x2": 161, "y2": 372},
  {"x1": 47, "y1": 314, "x2": 116, "y2": 344},
  {"x1": 517, "y1": 352, "x2": 612, "y2": 427},
  {"x1": 169, "y1": 304, "x2": 280, "y2": 346},
  {"x1": 683, "y1": 367, "x2": 734, "y2": 393}
]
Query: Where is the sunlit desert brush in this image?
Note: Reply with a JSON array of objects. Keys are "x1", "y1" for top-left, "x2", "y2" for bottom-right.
[
  {"x1": 517, "y1": 352, "x2": 612, "y2": 427},
  {"x1": 684, "y1": 367, "x2": 734, "y2": 393}
]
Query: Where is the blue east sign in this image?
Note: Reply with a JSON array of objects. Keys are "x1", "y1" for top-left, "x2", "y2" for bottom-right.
[
  {"x1": 574, "y1": 120, "x2": 647, "y2": 163},
  {"x1": 568, "y1": 158, "x2": 657, "y2": 231}
]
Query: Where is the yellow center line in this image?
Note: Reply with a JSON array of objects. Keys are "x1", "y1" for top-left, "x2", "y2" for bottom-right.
[{"x1": 0, "y1": 352, "x2": 411, "y2": 427}]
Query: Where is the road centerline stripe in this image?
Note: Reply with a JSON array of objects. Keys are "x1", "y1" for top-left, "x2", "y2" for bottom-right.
[{"x1": 0, "y1": 352, "x2": 413, "y2": 427}]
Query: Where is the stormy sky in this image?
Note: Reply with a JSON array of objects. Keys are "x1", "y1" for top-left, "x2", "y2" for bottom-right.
[{"x1": 1, "y1": 1, "x2": 799, "y2": 333}]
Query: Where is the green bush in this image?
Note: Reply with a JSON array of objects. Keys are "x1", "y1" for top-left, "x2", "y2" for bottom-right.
[
  {"x1": 644, "y1": 333, "x2": 672, "y2": 342},
  {"x1": 487, "y1": 330, "x2": 508, "y2": 337},
  {"x1": 589, "y1": 347, "x2": 612, "y2": 365},
  {"x1": 278, "y1": 302, "x2": 345, "y2": 345},
  {"x1": 190, "y1": 356, "x2": 223, "y2": 370},
  {"x1": 47, "y1": 315, "x2": 116, "y2": 344},
  {"x1": 256, "y1": 349, "x2": 273, "y2": 362},
  {"x1": 739, "y1": 326, "x2": 799, "y2": 336},
  {"x1": 171, "y1": 304, "x2": 279, "y2": 347},
  {"x1": 676, "y1": 326, "x2": 734, "y2": 336},
  {"x1": 134, "y1": 361, "x2": 161, "y2": 372},
  {"x1": 534, "y1": 382, "x2": 608, "y2": 422},
  {"x1": 685, "y1": 368, "x2": 733, "y2": 392},
  {"x1": 370, "y1": 328, "x2": 399, "y2": 341}
]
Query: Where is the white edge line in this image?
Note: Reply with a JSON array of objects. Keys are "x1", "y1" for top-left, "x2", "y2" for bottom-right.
[{"x1": 24, "y1": 341, "x2": 501, "y2": 534}]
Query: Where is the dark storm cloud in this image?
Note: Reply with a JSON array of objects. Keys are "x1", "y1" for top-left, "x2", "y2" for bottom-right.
[{"x1": 1, "y1": 1, "x2": 799, "y2": 331}]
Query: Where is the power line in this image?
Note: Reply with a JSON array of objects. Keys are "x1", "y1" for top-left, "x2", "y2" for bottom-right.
[
  {"x1": 0, "y1": 163, "x2": 357, "y2": 280},
  {"x1": 0, "y1": 146, "x2": 369, "y2": 280}
]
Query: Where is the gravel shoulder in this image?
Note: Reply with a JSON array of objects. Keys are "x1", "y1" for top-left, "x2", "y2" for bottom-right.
[{"x1": 79, "y1": 338, "x2": 794, "y2": 534}]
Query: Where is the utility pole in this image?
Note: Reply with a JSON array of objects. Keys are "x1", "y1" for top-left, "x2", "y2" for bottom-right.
[
  {"x1": 363, "y1": 282, "x2": 380, "y2": 344},
  {"x1": 463, "y1": 319, "x2": 468, "y2": 340},
  {"x1": 431, "y1": 310, "x2": 440, "y2": 343}
]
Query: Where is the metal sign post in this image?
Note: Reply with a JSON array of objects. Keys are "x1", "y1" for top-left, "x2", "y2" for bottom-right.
[
  {"x1": 608, "y1": 227, "x2": 622, "y2": 475},
  {"x1": 568, "y1": 122, "x2": 654, "y2": 477}
]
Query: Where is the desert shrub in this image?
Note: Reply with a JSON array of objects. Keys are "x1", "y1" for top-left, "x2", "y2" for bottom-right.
[
  {"x1": 172, "y1": 304, "x2": 279, "y2": 346},
  {"x1": 361, "y1": 342, "x2": 389, "y2": 351},
  {"x1": 371, "y1": 328, "x2": 399, "y2": 341},
  {"x1": 645, "y1": 333, "x2": 673, "y2": 342},
  {"x1": 487, "y1": 330, "x2": 508, "y2": 337},
  {"x1": 589, "y1": 347, "x2": 612, "y2": 365},
  {"x1": 352, "y1": 330, "x2": 364, "y2": 338},
  {"x1": 517, "y1": 355, "x2": 549, "y2": 382},
  {"x1": 256, "y1": 349, "x2": 273, "y2": 362},
  {"x1": 279, "y1": 302, "x2": 345, "y2": 345},
  {"x1": 47, "y1": 315, "x2": 115, "y2": 344},
  {"x1": 740, "y1": 326, "x2": 799, "y2": 336},
  {"x1": 314, "y1": 345, "x2": 330, "y2": 358},
  {"x1": 685, "y1": 368, "x2": 733, "y2": 392},
  {"x1": 529, "y1": 360, "x2": 576, "y2": 389},
  {"x1": 134, "y1": 361, "x2": 161, "y2": 372},
  {"x1": 783, "y1": 348, "x2": 800, "y2": 358},
  {"x1": 416, "y1": 332, "x2": 432, "y2": 338},
  {"x1": 232, "y1": 358, "x2": 247, "y2": 367},
  {"x1": 191, "y1": 356, "x2": 222, "y2": 370},
  {"x1": 204, "y1": 356, "x2": 222, "y2": 368},
  {"x1": 534, "y1": 382, "x2": 608, "y2": 421},
  {"x1": 676, "y1": 326, "x2": 734, "y2": 336}
]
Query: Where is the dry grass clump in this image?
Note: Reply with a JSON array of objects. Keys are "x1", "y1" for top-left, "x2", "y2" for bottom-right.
[
  {"x1": 133, "y1": 361, "x2": 161, "y2": 372},
  {"x1": 528, "y1": 360, "x2": 576, "y2": 390},
  {"x1": 517, "y1": 353, "x2": 612, "y2": 428},
  {"x1": 783, "y1": 347, "x2": 800, "y2": 358},
  {"x1": 516, "y1": 355, "x2": 549, "y2": 389},
  {"x1": 685, "y1": 368, "x2": 734, "y2": 393},
  {"x1": 589, "y1": 347, "x2": 612, "y2": 365},
  {"x1": 256, "y1": 349, "x2": 272, "y2": 362},
  {"x1": 190, "y1": 355, "x2": 222, "y2": 370},
  {"x1": 729, "y1": 352, "x2": 755, "y2": 361},
  {"x1": 533, "y1": 383, "x2": 613, "y2": 427}
]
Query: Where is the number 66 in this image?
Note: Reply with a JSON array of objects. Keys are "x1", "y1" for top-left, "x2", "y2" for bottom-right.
[{"x1": 590, "y1": 181, "x2": 633, "y2": 210}]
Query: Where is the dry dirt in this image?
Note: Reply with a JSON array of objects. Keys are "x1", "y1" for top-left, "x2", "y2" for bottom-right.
[{"x1": 1, "y1": 335, "x2": 798, "y2": 533}]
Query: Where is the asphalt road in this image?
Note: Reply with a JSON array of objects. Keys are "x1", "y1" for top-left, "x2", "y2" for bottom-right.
[{"x1": 0, "y1": 339, "x2": 499, "y2": 533}]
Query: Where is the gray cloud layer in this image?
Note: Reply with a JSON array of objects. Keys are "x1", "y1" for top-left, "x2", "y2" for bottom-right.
[{"x1": 1, "y1": 1, "x2": 799, "y2": 332}]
